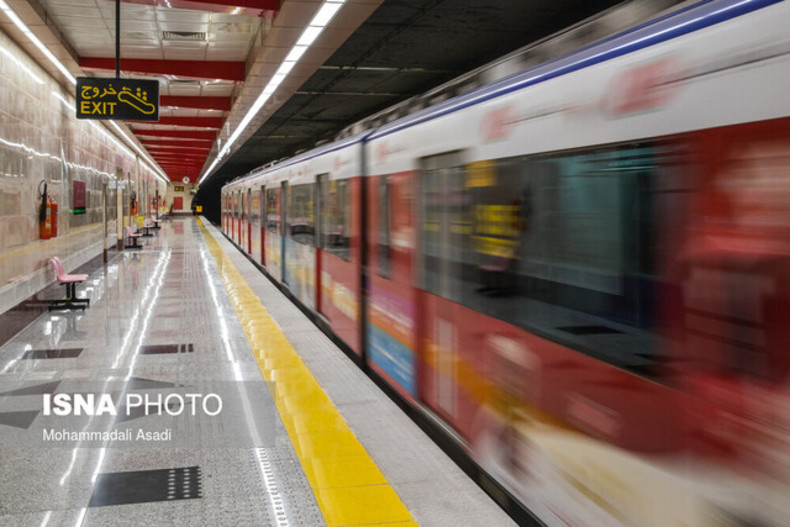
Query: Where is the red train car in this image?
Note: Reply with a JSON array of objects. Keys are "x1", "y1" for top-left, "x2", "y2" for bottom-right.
[{"x1": 222, "y1": 1, "x2": 790, "y2": 524}]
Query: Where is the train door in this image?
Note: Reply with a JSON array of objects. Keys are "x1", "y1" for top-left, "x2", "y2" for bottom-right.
[
  {"x1": 418, "y1": 151, "x2": 466, "y2": 430},
  {"x1": 247, "y1": 188, "x2": 252, "y2": 254},
  {"x1": 260, "y1": 185, "x2": 266, "y2": 266},
  {"x1": 366, "y1": 169, "x2": 418, "y2": 399},
  {"x1": 240, "y1": 190, "x2": 245, "y2": 247},
  {"x1": 280, "y1": 180, "x2": 288, "y2": 284},
  {"x1": 317, "y1": 174, "x2": 361, "y2": 353},
  {"x1": 231, "y1": 192, "x2": 236, "y2": 240},
  {"x1": 264, "y1": 186, "x2": 281, "y2": 278},
  {"x1": 237, "y1": 190, "x2": 243, "y2": 245},
  {"x1": 234, "y1": 191, "x2": 239, "y2": 244},
  {"x1": 316, "y1": 174, "x2": 325, "y2": 314}
]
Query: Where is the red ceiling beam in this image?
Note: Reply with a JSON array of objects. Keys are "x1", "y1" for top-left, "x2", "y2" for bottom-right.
[
  {"x1": 161, "y1": 169, "x2": 203, "y2": 174},
  {"x1": 142, "y1": 139, "x2": 214, "y2": 148},
  {"x1": 151, "y1": 157, "x2": 207, "y2": 163},
  {"x1": 131, "y1": 129, "x2": 217, "y2": 140},
  {"x1": 154, "y1": 156, "x2": 207, "y2": 162},
  {"x1": 148, "y1": 148, "x2": 211, "y2": 155},
  {"x1": 154, "y1": 155, "x2": 207, "y2": 161},
  {"x1": 160, "y1": 167, "x2": 204, "y2": 172},
  {"x1": 157, "y1": 159, "x2": 205, "y2": 163},
  {"x1": 160, "y1": 96, "x2": 231, "y2": 111},
  {"x1": 80, "y1": 58, "x2": 245, "y2": 82},
  {"x1": 132, "y1": 116, "x2": 224, "y2": 128},
  {"x1": 121, "y1": 0, "x2": 277, "y2": 18}
]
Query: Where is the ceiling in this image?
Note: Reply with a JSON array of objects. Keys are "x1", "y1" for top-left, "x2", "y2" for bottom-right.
[
  {"x1": 0, "y1": 0, "x2": 686, "y2": 186},
  {"x1": 221, "y1": 0, "x2": 628, "y2": 178}
]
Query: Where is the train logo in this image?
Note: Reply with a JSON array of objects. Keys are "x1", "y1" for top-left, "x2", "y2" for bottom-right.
[
  {"x1": 479, "y1": 105, "x2": 515, "y2": 143},
  {"x1": 602, "y1": 56, "x2": 682, "y2": 116}
]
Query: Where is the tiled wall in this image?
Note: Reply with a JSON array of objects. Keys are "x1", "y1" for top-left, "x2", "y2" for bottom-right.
[{"x1": 0, "y1": 28, "x2": 166, "y2": 314}]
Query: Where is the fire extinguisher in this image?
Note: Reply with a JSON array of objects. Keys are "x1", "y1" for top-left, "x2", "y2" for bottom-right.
[
  {"x1": 49, "y1": 194, "x2": 58, "y2": 238},
  {"x1": 38, "y1": 180, "x2": 51, "y2": 240}
]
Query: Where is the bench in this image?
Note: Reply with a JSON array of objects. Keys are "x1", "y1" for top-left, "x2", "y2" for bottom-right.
[
  {"x1": 138, "y1": 219, "x2": 157, "y2": 237},
  {"x1": 48, "y1": 257, "x2": 90, "y2": 311},
  {"x1": 125, "y1": 225, "x2": 144, "y2": 249}
]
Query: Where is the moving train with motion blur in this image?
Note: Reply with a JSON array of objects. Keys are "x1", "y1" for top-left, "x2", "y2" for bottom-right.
[{"x1": 222, "y1": 1, "x2": 790, "y2": 524}]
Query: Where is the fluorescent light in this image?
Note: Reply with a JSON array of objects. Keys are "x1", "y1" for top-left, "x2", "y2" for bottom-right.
[
  {"x1": 310, "y1": 1, "x2": 343, "y2": 27},
  {"x1": 285, "y1": 45, "x2": 308, "y2": 63},
  {"x1": 296, "y1": 25, "x2": 323, "y2": 47},
  {"x1": 0, "y1": 0, "x2": 76, "y2": 85},
  {"x1": 276, "y1": 61, "x2": 296, "y2": 76},
  {"x1": 276, "y1": 62, "x2": 296, "y2": 76},
  {"x1": 271, "y1": 67, "x2": 289, "y2": 84}
]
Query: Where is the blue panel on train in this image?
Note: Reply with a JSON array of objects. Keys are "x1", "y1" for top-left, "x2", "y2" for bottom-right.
[{"x1": 368, "y1": 324, "x2": 416, "y2": 396}]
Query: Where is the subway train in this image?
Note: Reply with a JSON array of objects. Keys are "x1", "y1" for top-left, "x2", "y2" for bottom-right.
[{"x1": 221, "y1": 1, "x2": 790, "y2": 525}]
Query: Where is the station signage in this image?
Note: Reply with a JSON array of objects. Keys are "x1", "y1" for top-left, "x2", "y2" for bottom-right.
[{"x1": 76, "y1": 77, "x2": 159, "y2": 121}]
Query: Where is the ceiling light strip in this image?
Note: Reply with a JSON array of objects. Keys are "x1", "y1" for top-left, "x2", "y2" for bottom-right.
[
  {"x1": 0, "y1": 0, "x2": 76, "y2": 85},
  {"x1": 198, "y1": 0, "x2": 347, "y2": 185}
]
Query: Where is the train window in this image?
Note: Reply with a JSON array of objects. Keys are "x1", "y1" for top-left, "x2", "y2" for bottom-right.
[
  {"x1": 322, "y1": 179, "x2": 351, "y2": 261},
  {"x1": 265, "y1": 188, "x2": 279, "y2": 232},
  {"x1": 286, "y1": 183, "x2": 315, "y2": 246},
  {"x1": 377, "y1": 176, "x2": 391, "y2": 278},
  {"x1": 419, "y1": 151, "x2": 467, "y2": 303},
  {"x1": 419, "y1": 143, "x2": 689, "y2": 376}
]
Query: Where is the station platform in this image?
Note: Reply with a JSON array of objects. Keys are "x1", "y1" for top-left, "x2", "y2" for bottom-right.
[{"x1": 0, "y1": 216, "x2": 515, "y2": 527}]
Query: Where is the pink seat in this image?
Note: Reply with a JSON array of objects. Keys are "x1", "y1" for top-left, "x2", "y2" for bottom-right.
[
  {"x1": 48, "y1": 257, "x2": 89, "y2": 310},
  {"x1": 126, "y1": 225, "x2": 142, "y2": 238},
  {"x1": 50, "y1": 257, "x2": 88, "y2": 283},
  {"x1": 125, "y1": 225, "x2": 144, "y2": 249}
]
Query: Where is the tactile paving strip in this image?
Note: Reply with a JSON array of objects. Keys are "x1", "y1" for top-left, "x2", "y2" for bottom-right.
[
  {"x1": 88, "y1": 466, "x2": 203, "y2": 507},
  {"x1": 197, "y1": 218, "x2": 414, "y2": 527}
]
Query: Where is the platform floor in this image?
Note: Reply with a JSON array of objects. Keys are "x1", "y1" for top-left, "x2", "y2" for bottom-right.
[{"x1": 0, "y1": 217, "x2": 515, "y2": 527}]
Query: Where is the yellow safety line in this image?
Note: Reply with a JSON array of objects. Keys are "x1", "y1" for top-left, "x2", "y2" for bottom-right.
[{"x1": 197, "y1": 218, "x2": 416, "y2": 527}]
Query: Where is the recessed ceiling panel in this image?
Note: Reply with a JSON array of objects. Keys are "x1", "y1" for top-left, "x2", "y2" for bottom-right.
[
  {"x1": 199, "y1": 84, "x2": 234, "y2": 96},
  {"x1": 167, "y1": 84, "x2": 203, "y2": 96},
  {"x1": 156, "y1": 10, "x2": 209, "y2": 23},
  {"x1": 161, "y1": 23, "x2": 210, "y2": 33}
]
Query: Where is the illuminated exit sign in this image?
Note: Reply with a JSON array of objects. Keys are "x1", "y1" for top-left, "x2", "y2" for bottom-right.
[{"x1": 76, "y1": 77, "x2": 159, "y2": 121}]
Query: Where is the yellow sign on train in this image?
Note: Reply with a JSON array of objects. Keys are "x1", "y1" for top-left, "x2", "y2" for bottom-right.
[{"x1": 76, "y1": 77, "x2": 160, "y2": 121}]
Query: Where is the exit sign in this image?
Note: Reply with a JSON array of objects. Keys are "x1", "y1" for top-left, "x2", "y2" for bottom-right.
[{"x1": 76, "y1": 77, "x2": 159, "y2": 121}]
